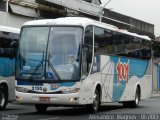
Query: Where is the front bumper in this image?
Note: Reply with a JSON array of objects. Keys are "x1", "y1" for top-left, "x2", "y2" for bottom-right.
[{"x1": 16, "y1": 91, "x2": 81, "y2": 105}]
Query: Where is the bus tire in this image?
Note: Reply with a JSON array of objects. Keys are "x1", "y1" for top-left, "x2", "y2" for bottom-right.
[
  {"x1": 123, "y1": 102, "x2": 130, "y2": 108},
  {"x1": 35, "y1": 104, "x2": 48, "y2": 113},
  {"x1": 123, "y1": 87, "x2": 140, "y2": 108},
  {"x1": 130, "y1": 87, "x2": 140, "y2": 108},
  {"x1": 0, "y1": 86, "x2": 8, "y2": 111},
  {"x1": 86, "y1": 89, "x2": 100, "y2": 113}
]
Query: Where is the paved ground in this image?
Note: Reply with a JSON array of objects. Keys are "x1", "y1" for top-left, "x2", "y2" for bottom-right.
[{"x1": 0, "y1": 96, "x2": 160, "y2": 120}]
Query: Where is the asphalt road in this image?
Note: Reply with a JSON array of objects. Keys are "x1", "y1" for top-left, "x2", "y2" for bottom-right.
[{"x1": 1, "y1": 96, "x2": 160, "y2": 120}]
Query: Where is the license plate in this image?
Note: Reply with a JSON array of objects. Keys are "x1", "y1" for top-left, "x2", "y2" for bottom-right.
[{"x1": 39, "y1": 97, "x2": 50, "y2": 102}]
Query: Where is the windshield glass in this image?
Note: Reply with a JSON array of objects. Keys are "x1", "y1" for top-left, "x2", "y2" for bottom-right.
[{"x1": 16, "y1": 26, "x2": 83, "y2": 81}]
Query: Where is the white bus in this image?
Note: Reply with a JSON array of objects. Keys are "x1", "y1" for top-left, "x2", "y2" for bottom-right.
[
  {"x1": 15, "y1": 17, "x2": 152, "y2": 113},
  {"x1": 0, "y1": 25, "x2": 20, "y2": 110}
]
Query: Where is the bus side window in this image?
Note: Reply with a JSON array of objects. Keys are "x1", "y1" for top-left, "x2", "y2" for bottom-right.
[
  {"x1": 82, "y1": 26, "x2": 93, "y2": 78},
  {"x1": 94, "y1": 27, "x2": 115, "y2": 55},
  {"x1": 0, "y1": 32, "x2": 18, "y2": 58}
]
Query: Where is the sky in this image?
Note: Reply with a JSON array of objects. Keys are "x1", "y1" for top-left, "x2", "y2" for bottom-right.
[{"x1": 101, "y1": 0, "x2": 160, "y2": 37}]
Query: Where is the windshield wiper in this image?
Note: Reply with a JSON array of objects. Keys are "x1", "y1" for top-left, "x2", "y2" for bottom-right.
[
  {"x1": 29, "y1": 51, "x2": 45, "y2": 81},
  {"x1": 29, "y1": 51, "x2": 61, "y2": 81},
  {"x1": 47, "y1": 51, "x2": 61, "y2": 80}
]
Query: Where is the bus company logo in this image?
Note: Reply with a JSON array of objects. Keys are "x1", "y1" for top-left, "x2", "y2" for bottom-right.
[
  {"x1": 51, "y1": 84, "x2": 60, "y2": 90},
  {"x1": 116, "y1": 59, "x2": 129, "y2": 85}
]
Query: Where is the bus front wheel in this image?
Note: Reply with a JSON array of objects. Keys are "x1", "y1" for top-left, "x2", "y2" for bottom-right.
[
  {"x1": 86, "y1": 89, "x2": 100, "y2": 113},
  {"x1": 35, "y1": 104, "x2": 48, "y2": 113},
  {"x1": 0, "y1": 86, "x2": 8, "y2": 111}
]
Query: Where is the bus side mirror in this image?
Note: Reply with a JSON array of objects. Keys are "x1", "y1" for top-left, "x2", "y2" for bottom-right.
[
  {"x1": 10, "y1": 41, "x2": 19, "y2": 58},
  {"x1": 11, "y1": 41, "x2": 19, "y2": 48}
]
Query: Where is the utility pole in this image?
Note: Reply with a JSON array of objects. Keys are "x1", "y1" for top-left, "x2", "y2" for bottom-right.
[
  {"x1": 99, "y1": 0, "x2": 112, "y2": 22},
  {"x1": 6, "y1": 0, "x2": 9, "y2": 12}
]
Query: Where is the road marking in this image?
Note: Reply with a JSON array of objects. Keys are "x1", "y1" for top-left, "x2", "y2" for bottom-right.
[{"x1": 38, "y1": 117, "x2": 60, "y2": 120}]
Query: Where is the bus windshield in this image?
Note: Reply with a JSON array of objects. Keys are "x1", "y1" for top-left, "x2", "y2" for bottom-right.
[{"x1": 16, "y1": 26, "x2": 83, "y2": 82}]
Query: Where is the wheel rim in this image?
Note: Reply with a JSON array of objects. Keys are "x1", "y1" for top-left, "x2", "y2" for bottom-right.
[
  {"x1": 93, "y1": 93, "x2": 98, "y2": 111},
  {"x1": 0, "y1": 91, "x2": 5, "y2": 107},
  {"x1": 135, "y1": 92, "x2": 139, "y2": 105}
]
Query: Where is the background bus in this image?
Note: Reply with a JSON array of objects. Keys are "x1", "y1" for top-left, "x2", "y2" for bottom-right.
[
  {"x1": 15, "y1": 17, "x2": 152, "y2": 113},
  {"x1": 0, "y1": 25, "x2": 20, "y2": 111}
]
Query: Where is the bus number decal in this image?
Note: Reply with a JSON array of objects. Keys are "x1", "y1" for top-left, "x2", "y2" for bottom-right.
[
  {"x1": 32, "y1": 86, "x2": 42, "y2": 91},
  {"x1": 116, "y1": 59, "x2": 129, "y2": 85}
]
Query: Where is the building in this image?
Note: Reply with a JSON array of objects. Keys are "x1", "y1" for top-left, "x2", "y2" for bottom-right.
[
  {"x1": 103, "y1": 9, "x2": 154, "y2": 39},
  {"x1": 0, "y1": 0, "x2": 68, "y2": 28},
  {"x1": 83, "y1": 0, "x2": 101, "y2": 5},
  {"x1": 0, "y1": 0, "x2": 154, "y2": 40},
  {"x1": 0, "y1": 0, "x2": 101, "y2": 28}
]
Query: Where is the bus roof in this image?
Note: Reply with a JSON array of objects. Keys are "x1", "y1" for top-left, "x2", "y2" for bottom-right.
[
  {"x1": 0, "y1": 25, "x2": 20, "y2": 34},
  {"x1": 23, "y1": 17, "x2": 151, "y2": 41}
]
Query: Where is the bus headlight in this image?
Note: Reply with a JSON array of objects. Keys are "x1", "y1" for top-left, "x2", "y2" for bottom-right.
[
  {"x1": 15, "y1": 86, "x2": 30, "y2": 93},
  {"x1": 61, "y1": 88, "x2": 80, "y2": 94}
]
